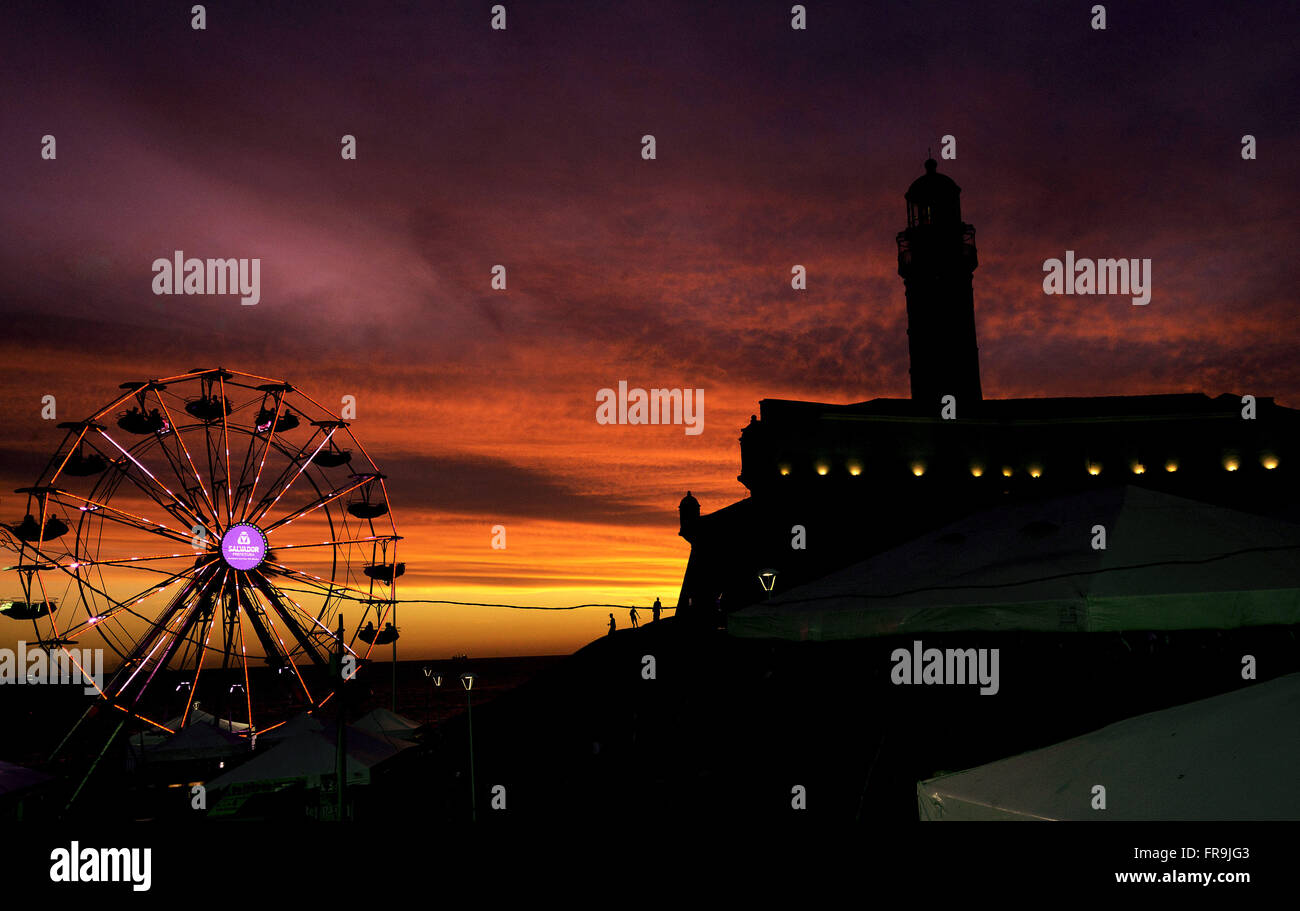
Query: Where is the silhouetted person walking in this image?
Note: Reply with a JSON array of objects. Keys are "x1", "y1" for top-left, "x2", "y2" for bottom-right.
[
  {"x1": 652, "y1": 598, "x2": 661, "y2": 622},
  {"x1": 607, "y1": 613, "x2": 616, "y2": 636},
  {"x1": 629, "y1": 607, "x2": 639, "y2": 628}
]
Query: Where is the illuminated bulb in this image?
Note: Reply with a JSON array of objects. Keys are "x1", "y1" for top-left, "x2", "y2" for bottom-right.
[
  {"x1": 911, "y1": 463, "x2": 925, "y2": 477},
  {"x1": 816, "y1": 463, "x2": 829, "y2": 476},
  {"x1": 1028, "y1": 466, "x2": 1042, "y2": 478},
  {"x1": 848, "y1": 462, "x2": 862, "y2": 477},
  {"x1": 970, "y1": 465, "x2": 984, "y2": 478},
  {"x1": 1087, "y1": 463, "x2": 1101, "y2": 476},
  {"x1": 1001, "y1": 467, "x2": 1013, "y2": 478},
  {"x1": 1131, "y1": 463, "x2": 1145, "y2": 475},
  {"x1": 1262, "y1": 455, "x2": 1279, "y2": 470},
  {"x1": 1224, "y1": 459, "x2": 1239, "y2": 472},
  {"x1": 779, "y1": 465, "x2": 791, "y2": 476},
  {"x1": 1165, "y1": 461, "x2": 1178, "y2": 473}
]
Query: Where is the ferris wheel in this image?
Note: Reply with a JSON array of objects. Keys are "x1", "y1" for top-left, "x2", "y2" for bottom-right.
[{"x1": 1, "y1": 368, "x2": 402, "y2": 738}]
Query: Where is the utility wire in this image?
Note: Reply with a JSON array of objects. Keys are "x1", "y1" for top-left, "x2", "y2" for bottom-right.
[
  {"x1": 270, "y1": 583, "x2": 659, "y2": 611},
  {"x1": 380, "y1": 599, "x2": 651, "y2": 611},
  {"x1": 277, "y1": 543, "x2": 1300, "y2": 612}
]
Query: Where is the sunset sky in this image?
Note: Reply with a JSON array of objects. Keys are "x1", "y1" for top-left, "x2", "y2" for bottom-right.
[{"x1": 1, "y1": 0, "x2": 1297, "y2": 658}]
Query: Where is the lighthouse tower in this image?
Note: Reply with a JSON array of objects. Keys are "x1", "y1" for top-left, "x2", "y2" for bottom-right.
[{"x1": 896, "y1": 158, "x2": 983, "y2": 408}]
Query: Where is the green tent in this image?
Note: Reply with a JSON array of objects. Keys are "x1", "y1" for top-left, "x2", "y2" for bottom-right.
[{"x1": 730, "y1": 486, "x2": 1300, "y2": 641}]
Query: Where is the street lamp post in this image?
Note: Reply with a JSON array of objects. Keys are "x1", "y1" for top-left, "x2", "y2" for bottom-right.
[
  {"x1": 227, "y1": 682, "x2": 245, "y2": 735},
  {"x1": 423, "y1": 666, "x2": 442, "y2": 723},
  {"x1": 461, "y1": 672, "x2": 477, "y2": 822},
  {"x1": 758, "y1": 568, "x2": 778, "y2": 600},
  {"x1": 390, "y1": 602, "x2": 398, "y2": 715},
  {"x1": 333, "y1": 614, "x2": 347, "y2": 823}
]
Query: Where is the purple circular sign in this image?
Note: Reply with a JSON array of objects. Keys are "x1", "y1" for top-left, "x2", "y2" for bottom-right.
[{"x1": 221, "y1": 523, "x2": 268, "y2": 570}]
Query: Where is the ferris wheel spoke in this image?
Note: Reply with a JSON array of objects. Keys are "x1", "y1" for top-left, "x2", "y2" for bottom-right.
[
  {"x1": 236, "y1": 579, "x2": 316, "y2": 705},
  {"x1": 245, "y1": 429, "x2": 336, "y2": 527},
  {"x1": 240, "y1": 425, "x2": 323, "y2": 523},
  {"x1": 344, "y1": 598, "x2": 395, "y2": 662},
  {"x1": 233, "y1": 428, "x2": 306, "y2": 525},
  {"x1": 233, "y1": 585, "x2": 255, "y2": 731},
  {"x1": 18, "y1": 493, "x2": 59, "y2": 569},
  {"x1": 271, "y1": 534, "x2": 401, "y2": 552},
  {"x1": 52, "y1": 490, "x2": 197, "y2": 549},
  {"x1": 261, "y1": 475, "x2": 370, "y2": 534},
  {"x1": 264, "y1": 581, "x2": 358, "y2": 659},
  {"x1": 108, "y1": 567, "x2": 220, "y2": 708},
  {"x1": 232, "y1": 575, "x2": 289, "y2": 662},
  {"x1": 152, "y1": 389, "x2": 220, "y2": 522},
  {"x1": 176, "y1": 572, "x2": 228, "y2": 728},
  {"x1": 200, "y1": 416, "x2": 221, "y2": 524},
  {"x1": 229, "y1": 421, "x2": 262, "y2": 529},
  {"x1": 154, "y1": 577, "x2": 220, "y2": 727},
  {"x1": 245, "y1": 572, "x2": 333, "y2": 668},
  {"x1": 91, "y1": 429, "x2": 206, "y2": 530},
  {"x1": 90, "y1": 383, "x2": 169, "y2": 425},
  {"x1": 62, "y1": 550, "x2": 211, "y2": 570},
  {"x1": 219, "y1": 375, "x2": 234, "y2": 525},
  {"x1": 152, "y1": 421, "x2": 219, "y2": 528},
  {"x1": 44, "y1": 424, "x2": 92, "y2": 485},
  {"x1": 10, "y1": 534, "x2": 214, "y2": 639},
  {"x1": 261, "y1": 561, "x2": 379, "y2": 607},
  {"x1": 147, "y1": 436, "x2": 200, "y2": 519},
  {"x1": 235, "y1": 390, "x2": 283, "y2": 524},
  {"x1": 28, "y1": 560, "x2": 69, "y2": 645},
  {"x1": 87, "y1": 564, "x2": 218, "y2": 657},
  {"x1": 113, "y1": 563, "x2": 223, "y2": 662}
]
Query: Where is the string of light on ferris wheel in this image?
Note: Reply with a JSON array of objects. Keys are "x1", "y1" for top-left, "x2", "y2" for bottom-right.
[
  {"x1": 250, "y1": 429, "x2": 337, "y2": 527},
  {"x1": 261, "y1": 474, "x2": 370, "y2": 534},
  {"x1": 179, "y1": 578, "x2": 225, "y2": 727},
  {"x1": 97, "y1": 564, "x2": 223, "y2": 667},
  {"x1": 117, "y1": 610, "x2": 188, "y2": 697},
  {"x1": 255, "y1": 572, "x2": 361, "y2": 659},
  {"x1": 13, "y1": 544, "x2": 110, "y2": 699},
  {"x1": 50, "y1": 489, "x2": 196, "y2": 544},
  {"x1": 94, "y1": 427, "x2": 206, "y2": 528},
  {"x1": 241, "y1": 391, "x2": 284, "y2": 521},
  {"x1": 248, "y1": 587, "x2": 316, "y2": 706},
  {"x1": 5, "y1": 539, "x2": 213, "y2": 639},
  {"x1": 150, "y1": 387, "x2": 218, "y2": 520}
]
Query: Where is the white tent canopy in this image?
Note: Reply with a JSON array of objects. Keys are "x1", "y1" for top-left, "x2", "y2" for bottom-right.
[
  {"x1": 159, "y1": 707, "x2": 251, "y2": 733},
  {"x1": 917, "y1": 672, "x2": 1300, "y2": 820},
  {"x1": 144, "y1": 718, "x2": 246, "y2": 762},
  {"x1": 204, "y1": 724, "x2": 406, "y2": 795},
  {"x1": 730, "y1": 486, "x2": 1300, "y2": 641},
  {"x1": 134, "y1": 707, "x2": 251, "y2": 750},
  {"x1": 259, "y1": 711, "x2": 324, "y2": 744},
  {"x1": 352, "y1": 708, "x2": 421, "y2": 748}
]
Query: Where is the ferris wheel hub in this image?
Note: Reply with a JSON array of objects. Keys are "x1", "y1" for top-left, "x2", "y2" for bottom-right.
[{"x1": 220, "y1": 523, "x2": 268, "y2": 571}]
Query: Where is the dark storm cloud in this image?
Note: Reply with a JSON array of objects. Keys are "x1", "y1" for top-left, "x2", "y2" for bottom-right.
[{"x1": 379, "y1": 453, "x2": 672, "y2": 527}]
